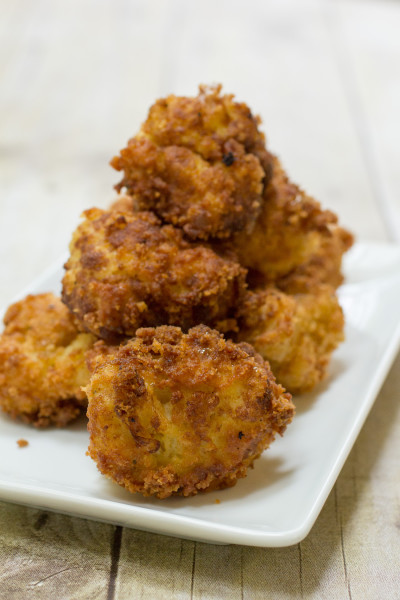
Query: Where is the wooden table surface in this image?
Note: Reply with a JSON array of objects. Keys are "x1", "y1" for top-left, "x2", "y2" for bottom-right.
[{"x1": 1, "y1": 0, "x2": 399, "y2": 597}]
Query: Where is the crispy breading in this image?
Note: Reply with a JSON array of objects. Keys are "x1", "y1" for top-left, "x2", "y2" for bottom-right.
[
  {"x1": 237, "y1": 285, "x2": 344, "y2": 394},
  {"x1": 220, "y1": 156, "x2": 345, "y2": 281},
  {"x1": 276, "y1": 226, "x2": 354, "y2": 293},
  {"x1": 62, "y1": 208, "x2": 247, "y2": 342},
  {"x1": 109, "y1": 193, "x2": 137, "y2": 213},
  {"x1": 86, "y1": 325, "x2": 294, "y2": 498},
  {"x1": 0, "y1": 294, "x2": 95, "y2": 427},
  {"x1": 110, "y1": 85, "x2": 272, "y2": 240},
  {"x1": 140, "y1": 84, "x2": 272, "y2": 171}
]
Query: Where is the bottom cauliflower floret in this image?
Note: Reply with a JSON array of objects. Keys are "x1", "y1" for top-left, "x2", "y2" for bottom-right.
[
  {"x1": 0, "y1": 293, "x2": 95, "y2": 427},
  {"x1": 86, "y1": 325, "x2": 294, "y2": 498}
]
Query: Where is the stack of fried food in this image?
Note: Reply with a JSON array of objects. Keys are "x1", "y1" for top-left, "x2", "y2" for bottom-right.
[{"x1": 0, "y1": 85, "x2": 353, "y2": 498}]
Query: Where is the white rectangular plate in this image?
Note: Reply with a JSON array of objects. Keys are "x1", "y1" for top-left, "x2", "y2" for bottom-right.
[{"x1": 1, "y1": 241, "x2": 400, "y2": 547}]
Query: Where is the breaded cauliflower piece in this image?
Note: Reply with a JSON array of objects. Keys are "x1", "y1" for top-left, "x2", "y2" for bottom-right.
[
  {"x1": 62, "y1": 208, "x2": 247, "y2": 342},
  {"x1": 0, "y1": 294, "x2": 95, "y2": 427},
  {"x1": 110, "y1": 85, "x2": 272, "y2": 240},
  {"x1": 237, "y1": 285, "x2": 344, "y2": 394},
  {"x1": 223, "y1": 156, "x2": 348, "y2": 282},
  {"x1": 86, "y1": 325, "x2": 294, "y2": 498},
  {"x1": 276, "y1": 226, "x2": 354, "y2": 293},
  {"x1": 109, "y1": 193, "x2": 137, "y2": 214}
]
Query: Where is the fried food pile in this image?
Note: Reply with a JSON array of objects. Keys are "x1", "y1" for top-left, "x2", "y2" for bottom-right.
[
  {"x1": 108, "y1": 85, "x2": 352, "y2": 387},
  {"x1": 0, "y1": 84, "x2": 353, "y2": 498}
]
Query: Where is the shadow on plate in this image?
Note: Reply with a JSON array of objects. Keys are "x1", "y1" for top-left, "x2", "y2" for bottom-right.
[{"x1": 96, "y1": 452, "x2": 294, "y2": 510}]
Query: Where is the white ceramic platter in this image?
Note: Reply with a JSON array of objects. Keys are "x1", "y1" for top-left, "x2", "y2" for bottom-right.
[{"x1": 1, "y1": 242, "x2": 400, "y2": 547}]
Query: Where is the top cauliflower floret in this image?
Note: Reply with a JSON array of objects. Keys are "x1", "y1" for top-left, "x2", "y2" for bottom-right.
[{"x1": 111, "y1": 85, "x2": 273, "y2": 240}]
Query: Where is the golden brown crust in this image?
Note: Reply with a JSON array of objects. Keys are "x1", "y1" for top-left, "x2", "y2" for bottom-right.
[
  {"x1": 0, "y1": 294, "x2": 95, "y2": 427},
  {"x1": 109, "y1": 194, "x2": 136, "y2": 213},
  {"x1": 276, "y1": 226, "x2": 354, "y2": 293},
  {"x1": 110, "y1": 85, "x2": 272, "y2": 240},
  {"x1": 140, "y1": 84, "x2": 272, "y2": 171},
  {"x1": 237, "y1": 285, "x2": 344, "y2": 394},
  {"x1": 86, "y1": 325, "x2": 294, "y2": 498},
  {"x1": 219, "y1": 156, "x2": 343, "y2": 282},
  {"x1": 62, "y1": 208, "x2": 247, "y2": 342}
]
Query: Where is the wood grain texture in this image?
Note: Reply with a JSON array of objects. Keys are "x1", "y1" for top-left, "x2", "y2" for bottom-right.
[
  {"x1": 0, "y1": 0, "x2": 392, "y2": 308},
  {"x1": 0, "y1": 505, "x2": 114, "y2": 599},
  {"x1": 161, "y1": 0, "x2": 388, "y2": 240},
  {"x1": 0, "y1": 0, "x2": 400, "y2": 598},
  {"x1": 0, "y1": 0, "x2": 170, "y2": 304},
  {"x1": 114, "y1": 530, "x2": 195, "y2": 599},
  {"x1": 333, "y1": 353, "x2": 400, "y2": 600}
]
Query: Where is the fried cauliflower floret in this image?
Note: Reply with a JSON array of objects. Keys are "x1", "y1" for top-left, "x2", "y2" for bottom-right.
[
  {"x1": 237, "y1": 286, "x2": 344, "y2": 394},
  {"x1": 110, "y1": 85, "x2": 272, "y2": 240},
  {"x1": 222, "y1": 156, "x2": 341, "y2": 281},
  {"x1": 62, "y1": 208, "x2": 247, "y2": 342},
  {"x1": 109, "y1": 193, "x2": 137, "y2": 213},
  {"x1": 86, "y1": 325, "x2": 294, "y2": 498},
  {"x1": 0, "y1": 294, "x2": 95, "y2": 427},
  {"x1": 276, "y1": 226, "x2": 354, "y2": 293}
]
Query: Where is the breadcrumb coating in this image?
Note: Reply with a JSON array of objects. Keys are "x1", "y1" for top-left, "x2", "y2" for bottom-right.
[
  {"x1": 86, "y1": 325, "x2": 294, "y2": 498},
  {"x1": 62, "y1": 208, "x2": 247, "y2": 342},
  {"x1": 237, "y1": 285, "x2": 344, "y2": 394},
  {"x1": 276, "y1": 226, "x2": 354, "y2": 293},
  {"x1": 222, "y1": 156, "x2": 345, "y2": 281},
  {"x1": 0, "y1": 294, "x2": 95, "y2": 427},
  {"x1": 109, "y1": 193, "x2": 137, "y2": 214},
  {"x1": 110, "y1": 85, "x2": 272, "y2": 240},
  {"x1": 110, "y1": 157, "x2": 353, "y2": 294}
]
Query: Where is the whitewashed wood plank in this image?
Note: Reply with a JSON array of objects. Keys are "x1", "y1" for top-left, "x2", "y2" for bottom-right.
[
  {"x1": 331, "y1": 0, "x2": 400, "y2": 241},
  {"x1": 333, "y1": 351, "x2": 400, "y2": 600},
  {"x1": 162, "y1": 0, "x2": 387, "y2": 241},
  {"x1": 295, "y1": 493, "x2": 350, "y2": 599},
  {"x1": 0, "y1": 0, "x2": 171, "y2": 307},
  {"x1": 115, "y1": 530, "x2": 195, "y2": 599},
  {"x1": 0, "y1": 504, "x2": 114, "y2": 599},
  {"x1": 1, "y1": 0, "x2": 391, "y2": 308},
  {"x1": 241, "y1": 493, "x2": 352, "y2": 599},
  {"x1": 242, "y1": 542, "x2": 302, "y2": 598},
  {"x1": 191, "y1": 543, "x2": 243, "y2": 600}
]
